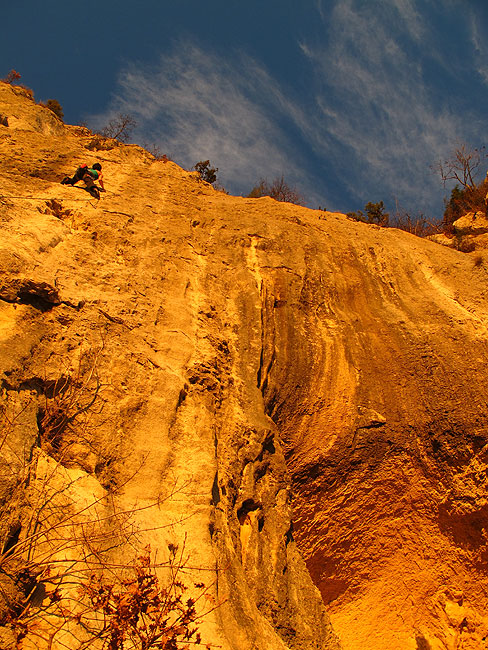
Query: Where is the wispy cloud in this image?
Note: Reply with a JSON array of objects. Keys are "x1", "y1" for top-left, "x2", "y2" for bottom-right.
[
  {"x1": 467, "y1": 6, "x2": 488, "y2": 85},
  {"x1": 388, "y1": 0, "x2": 425, "y2": 41},
  {"x1": 88, "y1": 1, "x2": 488, "y2": 215},
  {"x1": 298, "y1": 0, "x2": 486, "y2": 211},
  {"x1": 87, "y1": 44, "x2": 314, "y2": 201}
]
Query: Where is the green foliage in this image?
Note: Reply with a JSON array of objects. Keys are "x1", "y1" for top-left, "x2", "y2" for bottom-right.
[
  {"x1": 365, "y1": 201, "x2": 389, "y2": 226},
  {"x1": 443, "y1": 185, "x2": 465, "y2": 232},
  {"x1": 43, "y1": 99, "x2": 64, "y2": 121},
  {"x1": 347, "y1": 201, "x2": 389, "y2": 226},
  {"x1": 247, "y1": 175, "x2": 303, "y2": 205},
  {"x1": 433, "y1": 143, "x2": 488, "y2": 233},
  {"x1": 193, "y1": 160, "x2": 218, "y2": 184}
]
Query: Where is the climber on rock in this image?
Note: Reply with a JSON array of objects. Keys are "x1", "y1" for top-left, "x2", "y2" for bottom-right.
[{"x1": 61, "y1": 163, "x2": 105, "y2": 199}]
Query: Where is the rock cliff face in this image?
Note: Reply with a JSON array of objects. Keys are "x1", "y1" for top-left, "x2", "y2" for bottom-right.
[{"x1": 1, "y1": 82, "x2": 488, "y2": 650}]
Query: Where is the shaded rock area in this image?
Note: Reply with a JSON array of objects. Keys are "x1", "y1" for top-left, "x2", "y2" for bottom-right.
[{"x1": 1, "y1": 81, "x2": 488, "y2": 650}]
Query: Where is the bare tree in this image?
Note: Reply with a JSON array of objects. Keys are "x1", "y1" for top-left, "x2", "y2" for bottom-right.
[
  {"x1": 432, "y1": 143, "x2": 488, "y2": 231},
  {"x1": 99, "y1": 114, "x2": 137, "y2": 143},
  {"x1": 0, "y1": 352, "x2": 220, "y2": 649},
  {"x1": 433, "y1": 143, "x2": 487, "y2": 189},
  {"x1": 247, "y1": 175, "x2": 304, "y2": 205}
]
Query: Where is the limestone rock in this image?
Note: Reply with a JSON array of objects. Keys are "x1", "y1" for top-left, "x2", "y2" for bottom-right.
[
  {"x1": 453, "y1": 211, "x2": 488, "y2": 236},
  {"x1": 0, "y1": 79, "x2": 340, "y2": 650},
  {"x1": 430, "y1": 211, "x2": 488, "y2": 253},
  {"x1": 1, "y1": 79, "x2": 488, "y2": 650}
]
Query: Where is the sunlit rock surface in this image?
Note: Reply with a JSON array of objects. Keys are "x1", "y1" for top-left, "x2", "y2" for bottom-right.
[
  {"x1": 430, "y1": 211, "x2": 488, "y2": 254},
  {"x1": 1, "y1": 81, "x2": 488, "y2": 650}
]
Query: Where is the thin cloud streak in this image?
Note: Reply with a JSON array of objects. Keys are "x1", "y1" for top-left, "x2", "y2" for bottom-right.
[
  {"x1": 88, "y1": 2, "x2": 488, "y2": 215},
  {"x1": 468, "y1": 8, "x2": 488, "y2": 86},
  {"x1": 388, "y1": 0, "x2": 425, "y2": 42},
  {"x1": 298, "y1": 0, "x2": 486, "y2": 211},
  {"x1": 87, "y1": 45, "x2": 317, "y2": 202}
]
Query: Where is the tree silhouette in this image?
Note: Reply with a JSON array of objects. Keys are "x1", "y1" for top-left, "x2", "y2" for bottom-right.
[
  {"x1": 99, "y1": 114, "x2": 137, "y2": 142},
  {"x1": 193, "y1": 160, "x2": 218, "y2": 184},
  {"x1": 247, "y1": 175, "x2": 303, "y2": 205},
  {"x1": 43, "y1": 99, "x2": 64, "y2": 121}
]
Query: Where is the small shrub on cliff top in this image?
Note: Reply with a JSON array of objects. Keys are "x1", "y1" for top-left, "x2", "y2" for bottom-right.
[
  {"x1": 1, "y1": 69, "x2": 34, "y2": 99},
  {"x1": 433, "y1": 143, "x2": 488, "y2": 233},
  {"x1": 347, "y1": 201, "x2": 389, "y2": 226},
  {"x1": 391, "y1": 208, "x2": 441, "y2": 237},
  {"x1": 193, "y1": 160, "x2": 219, "y2": 185},
  {"x1": 247, "y1": 175, "x2": 304, "y2": 205},
  {"x1": 142, "y1": 142, "x2": 172, "y2": 162},
  {"x1": 2, "y1": 70, "x2": 21, "y2": 84},
  {"x1": 41, "y1": 99, "x2": 64, "y2": 121},
  {"x1": 443, "y1": 183, "x2": 487, "y2": 234}
]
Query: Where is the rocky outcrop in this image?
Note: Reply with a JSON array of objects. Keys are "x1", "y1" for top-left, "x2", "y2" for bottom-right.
[
  {"x1": 1, "y1": 81, "x2": 488, "y2": 650},
  {"x1": 454, "y1": 211, "x2": 488, "y2": 236},
  {"x1": 430, "y1": 211, "x2": 488, "y2": 254}
]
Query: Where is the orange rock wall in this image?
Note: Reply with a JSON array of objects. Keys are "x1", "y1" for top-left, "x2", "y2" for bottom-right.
[{"x1": 1, "y1": 81, "x2": 488, "y2": 650}]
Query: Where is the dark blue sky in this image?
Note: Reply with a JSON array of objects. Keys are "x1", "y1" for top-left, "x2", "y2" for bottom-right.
[{"x1": 3, "y1": 1, "x2": 488, "y2": 217}]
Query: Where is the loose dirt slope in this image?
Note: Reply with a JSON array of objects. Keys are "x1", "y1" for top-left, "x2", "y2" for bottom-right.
[{"x1": 1, "y1": 82, "x2": 488, "y2": 650}]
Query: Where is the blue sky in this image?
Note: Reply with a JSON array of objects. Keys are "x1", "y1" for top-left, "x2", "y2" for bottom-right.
[{"x1": 3, "y1": 1, "x2": 488, "y2": 217}]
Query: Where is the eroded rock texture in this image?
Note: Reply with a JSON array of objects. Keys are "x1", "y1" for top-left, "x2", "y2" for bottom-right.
[{"x1": 0, "y1": 81, "x2": 488, "y2": 650}]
